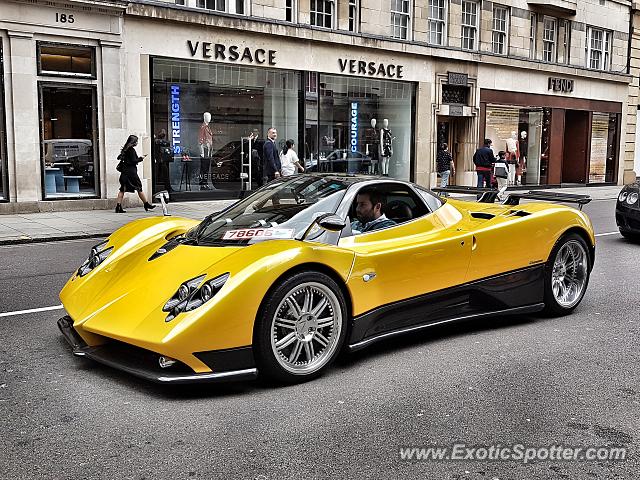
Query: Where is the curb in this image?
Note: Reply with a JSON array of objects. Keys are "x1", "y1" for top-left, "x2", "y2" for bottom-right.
[{"x1": 0, "y1": 232, "x2": 110, "y2": 246}]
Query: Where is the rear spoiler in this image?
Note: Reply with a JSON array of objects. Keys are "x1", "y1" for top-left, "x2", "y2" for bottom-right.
[
  {"x1": 432, "y1": 186, "x2": 498, "y2": 203},
  {"x1": 503, "y1": 191, "x2": 592, "y2": 210},
  {"x1": 433, "y1": 187, "x2": 591, "y2": 210}
]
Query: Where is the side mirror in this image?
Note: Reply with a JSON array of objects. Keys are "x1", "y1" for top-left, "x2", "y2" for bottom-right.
[
  {"x1": 300, "y1": 213, "x2": 347, "y2": 241},
  {"x1": 317, "y1": 214, "x2": 347, "y2": 232}
]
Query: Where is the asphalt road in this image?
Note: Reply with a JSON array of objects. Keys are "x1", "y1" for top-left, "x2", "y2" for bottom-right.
[{"x1": 1, "y1": 198, "x2": 638, "y2": 479}]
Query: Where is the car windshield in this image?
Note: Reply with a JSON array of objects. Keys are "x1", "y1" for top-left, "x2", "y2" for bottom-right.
[{"x1": 190, "y1": 176, "x2": 350, "y2": 246}]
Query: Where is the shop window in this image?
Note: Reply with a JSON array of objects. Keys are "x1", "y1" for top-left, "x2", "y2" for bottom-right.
[
  {"x1": 461, "y1": 1, "x2": 478, "y2": 51},
  {"x1": 542, "y1": 17, "x2": 557, "y2": 63},
  {"x1": 310, "y1": 0, "x2": 334, "y2": 28},
  {"x1": 312, "y1": 74, "x2": 415, "y2": 181},
  {"x1": 589, "y1": 113, "x2": 618, "y2": 183},
  {"x1": 349, "y1": 0, "x2": 359, "y2": 32},
  {"x1": 37, "y1": 43, "x2": 95, "y2": 78},
  {"x1": 152, "y1": 59, "x2": 302, "y2": 196},
  {"x1": 40, "y1": 85, "x2": 98, "y2": 199},
  {"x1": 175, "y1": 0, "x2": 185, "y2": 5},
  {"x1": 427, "y1": 0, "x2": 447, "y2": 46},
  {"x1": 391, "y1": 0, "x2": 410, "y2": 40},
  {"x1": 529, "y1": 14, "x2": 537, "y2": 59},
  {"x1": 491, "y1": 5, "x2": 509, "y2": 55},
  {"x1": 484, "y1": 105, "x2": 552, "y2": 186},
  {"x1": 586, "y1": 27, "x2": 612, "y2": 71}
]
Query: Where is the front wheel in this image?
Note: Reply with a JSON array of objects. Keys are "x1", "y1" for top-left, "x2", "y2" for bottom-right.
[
  {"x1": 543, "y1": 233, "x2": 591, "y2": 316},
  {"x1": 254, "y1": 271, "x2": 348, "y2": 383}
]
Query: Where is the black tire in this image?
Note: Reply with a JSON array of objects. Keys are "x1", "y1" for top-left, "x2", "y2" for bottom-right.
[
  {"x1": 620, "y1": 230, "x2": 640, "y2": 243},
  {"x1": 253, "y1": 271, "x2": 348, "y2": 384},
  {"x1": 543, "y1": 233, "x2": 591, "y2": 317}
]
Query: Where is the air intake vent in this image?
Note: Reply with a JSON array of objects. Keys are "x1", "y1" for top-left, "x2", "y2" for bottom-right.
[{"x1": 470, "y1": 212, "x2": 495, "y2": 220}]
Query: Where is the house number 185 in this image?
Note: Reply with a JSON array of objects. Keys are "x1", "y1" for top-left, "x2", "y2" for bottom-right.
[{"x1": 55, "y1": 13, "x2": 75, "y2": 23}]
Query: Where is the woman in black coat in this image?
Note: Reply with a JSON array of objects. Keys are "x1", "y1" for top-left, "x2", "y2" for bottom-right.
[{"x1": 115, "y1": 135, "x2": 156, "y2": 213}]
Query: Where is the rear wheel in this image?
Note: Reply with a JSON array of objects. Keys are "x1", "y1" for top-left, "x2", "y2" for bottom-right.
[
  {"x1": 254, "y1": 271, "x2": 348, "y2": 383},
  {"x1": 543, "y1": 233, "x2": 591, "y2": 316}
]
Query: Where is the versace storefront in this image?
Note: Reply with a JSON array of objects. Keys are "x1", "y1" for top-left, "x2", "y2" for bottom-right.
[{"x1": 149, "y1": 50, "x2": 416, "y2": 200}]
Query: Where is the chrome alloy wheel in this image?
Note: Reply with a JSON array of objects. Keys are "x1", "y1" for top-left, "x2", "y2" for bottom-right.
[
  {"x1": 270, "y1": 282, "x2": 342, "y2": 375},
  {"x1": 551, "y1": 240, "x2": 588, "y2": 308}
]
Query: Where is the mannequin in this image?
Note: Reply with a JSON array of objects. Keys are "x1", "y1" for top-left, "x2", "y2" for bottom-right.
[
  {"x1": 379, "y1": 118, "x2": 394, "y2": 176},
  {"x1": 518, "y1": 131, "x2": 528, "y2": 185},
  {"x1": 505, "y1": 131, "x2": 519, "y2": 186},
  {"x1": 365, "y1": 118, "x2": 379, "y2": 174},
  {"x1": 198, "y1": 112, "x2": 213, "y2": 190}
]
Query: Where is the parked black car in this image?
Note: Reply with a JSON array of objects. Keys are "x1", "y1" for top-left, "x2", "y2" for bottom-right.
[
  {"x1": 307, "y1": 150, "x2": 373, "y2": 174},
  {"x1": 616, "y1": 181, "x2": 640, "y2": 241}
]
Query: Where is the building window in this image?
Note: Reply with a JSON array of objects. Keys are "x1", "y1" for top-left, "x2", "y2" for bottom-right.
[
  {"x1": 175, "y1": 0, "x2": 185, "y2": 5},
  {"x1": 37, "y1": 43, "x2": 95, "y2": 78},
  {"x1": 559, "y1": 19, "x2": 571, "y2": 64},
  {"x1": 491, "y1": 5, "x2": 508, "y2": 55},
  {"x1": 286, "y1": 0, "x2": 295, "y2": 21},
  {"x1": 310, "y1": 0, "x2": 334, "y2": 28},
  {"x1": 195, "y1": 0, "x2": 245, "y2": 14},
  {"x1": 428, "y1": 0, "x2": 447, "y2": 45},
  {"x1": 542, "y1": 16, "x2": 557, "y2": 62},
  {"x1": 461, "y1": 1, "x2": 478, "y2": 51},
  {"x1": 587, "y1": 26, "x2": 612, "y2": 71},
  {"x1": 391, "y1": 0, "x2": 410, "y2": 40},
  {"x1": 529, "y1": 13, "x2": 537, "y2": 59},
  {"x1": 349, "y1": 0, "x2": 359, "y2": 32}
]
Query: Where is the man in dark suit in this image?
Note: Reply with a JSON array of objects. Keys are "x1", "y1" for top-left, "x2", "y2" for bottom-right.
[{"x1": 262, "y1": 127, "x2": 281, "y2": 183}]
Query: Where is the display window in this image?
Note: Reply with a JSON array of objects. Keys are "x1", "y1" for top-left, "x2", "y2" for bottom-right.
[
  {"x1": 484, "y1": 105, "x2": 552, "y2": 186},
  {"x1": 152, "y1": 58, "x2": 302, "y2": 196},
  {"x1": 151, "y1": 58, "x2": 416, "y2": 199},
  {"x1": 305, "y1": 73, "x2": 414, "y2": 181},
  {"x1": 589, "y1": 112, "x2": 618, "y2": 183},
  {"x1": 39, "y1": 84, "x2": 99, "y2": 199}
]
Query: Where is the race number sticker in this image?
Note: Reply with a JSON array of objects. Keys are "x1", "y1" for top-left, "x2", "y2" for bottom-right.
[{"x1": 222, "y1": 228, "x2": 295, "y2": 240}]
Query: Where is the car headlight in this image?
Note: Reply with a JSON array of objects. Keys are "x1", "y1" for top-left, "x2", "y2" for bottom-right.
[
  {"x1": 162, "y1": 273, "x2": 230, "y2": 322},
  {"x1": 626, "y1": 192, "x2": 639, "y2": 205},
  {"x1": 77, "y1": 240, "x2": 114, "y2": 277},
  {"x1": 619, "y1": 191, "x2": 628, "y2": 202}
]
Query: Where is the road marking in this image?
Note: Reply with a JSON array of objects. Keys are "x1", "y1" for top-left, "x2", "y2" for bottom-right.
[
  {"x1": 595, "y1": 231, "x2": 620, "y2": 237},
  {"x1": 0, "y1": 304, "x2": 63, "y2": 318}
]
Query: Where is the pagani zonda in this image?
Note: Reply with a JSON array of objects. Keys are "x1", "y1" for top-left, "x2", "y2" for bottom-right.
[
  {"x1": 58, "y1": 175, "x2": 595, "y2": 384},
  {"x1": 616, "y1": 181, "x2": 640, "y2": 241}
]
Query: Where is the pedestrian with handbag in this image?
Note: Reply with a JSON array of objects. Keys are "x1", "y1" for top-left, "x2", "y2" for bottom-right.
[
  {"x1": 493, "y1": 151, "x2": 509, "y2": 200},
  {"x1": 115, "y1": 135, "x2": 156, "y2": 213}
]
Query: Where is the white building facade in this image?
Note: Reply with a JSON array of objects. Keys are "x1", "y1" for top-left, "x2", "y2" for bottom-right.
[{"x1": 0, "y1": 0, "x2": 635, "y2": 211}]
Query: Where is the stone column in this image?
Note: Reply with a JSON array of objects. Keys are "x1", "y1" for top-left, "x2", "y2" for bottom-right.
[
  {"x1": 99, "y1": 40, "x2": 126, "y2": 199},
  {"x1": 7, "y1": 31, "x2": 39, "y2": 202},
  {"x1": 625, "y1": 3, "x2": 640, "y2": 182}
]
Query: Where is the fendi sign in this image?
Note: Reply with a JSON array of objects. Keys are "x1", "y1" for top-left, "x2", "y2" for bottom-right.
[
  {"x1": 548, "y1": 77, "x2": 575, "y2": 93},
  {"x1": 338, "y1": 59, "x2": 404, "y2": 79}
]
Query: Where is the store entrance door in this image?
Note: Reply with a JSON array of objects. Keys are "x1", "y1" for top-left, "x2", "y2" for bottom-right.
[
  {"x1": 562, "y1": 110, "x2": 590, "y2": 184},
  {"x1": 437, "y1": 117, "x2": 474, "y2": 186}
]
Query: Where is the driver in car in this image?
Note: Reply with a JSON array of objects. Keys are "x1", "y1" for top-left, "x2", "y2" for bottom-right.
[{"x1": 351, "y1": 186, "x2": 397, "y2": 235}]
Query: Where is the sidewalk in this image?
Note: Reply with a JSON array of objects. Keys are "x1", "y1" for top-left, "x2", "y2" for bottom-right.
[{"x1": 0, "y1": 185, "x2": 621, "y2": 245}]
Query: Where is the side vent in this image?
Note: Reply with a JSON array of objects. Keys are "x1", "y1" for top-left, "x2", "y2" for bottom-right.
[
  {"x1": 470, "y1": 212, "x2": 496, "y2": 220},
  {"x1": 505, "y1": 210, "x2": 531, "y2": 217}
]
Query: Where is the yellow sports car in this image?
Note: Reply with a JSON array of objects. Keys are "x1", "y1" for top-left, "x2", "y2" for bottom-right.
[{"x1": 58, "y1": 175, "x2": 595, "y2": 384}]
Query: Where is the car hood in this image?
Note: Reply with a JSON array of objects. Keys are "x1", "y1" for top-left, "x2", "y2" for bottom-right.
[{"x1": 60, "y1": 217, "x2": 246, "y2": 338}]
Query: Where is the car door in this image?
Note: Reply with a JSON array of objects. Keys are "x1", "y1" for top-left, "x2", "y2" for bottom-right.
[{"x1": 338, "y1": 183, "x2": 472, "y2": 331}]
